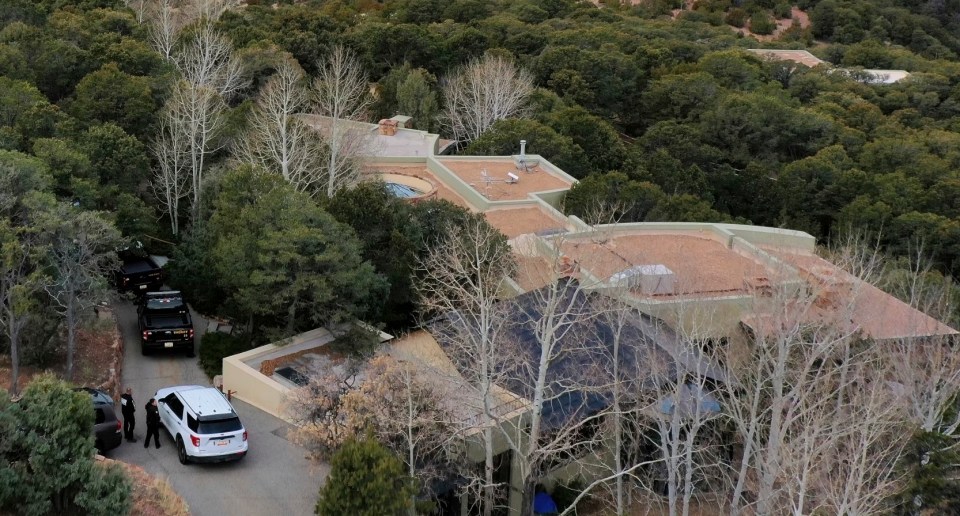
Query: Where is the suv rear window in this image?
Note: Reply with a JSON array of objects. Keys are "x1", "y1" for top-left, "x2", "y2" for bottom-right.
[
  {"x1": 197, "y1": 417, "x2": 242, "y2": 435},
  {"x1": 145, "y1": 297, "x2": 185, "y2": 311}
]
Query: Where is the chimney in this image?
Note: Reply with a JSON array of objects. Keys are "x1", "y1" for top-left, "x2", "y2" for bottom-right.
[
  {"x1": 378, "y1": 119, "x2": 397, "y2": 136},
  {"x1": 520, "y1": 140, "x2": 526, "y2": 158}
]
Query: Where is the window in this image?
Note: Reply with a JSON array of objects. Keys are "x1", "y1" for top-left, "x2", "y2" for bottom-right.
[
  {"x1": 94, "y1": 408, "x2": 106, "y2": 425},
  {"x1": 145, "y1": 298, "x2": 185, "y2": 311},
  {"x1": 197, "y1": 417, "x2": 242, "y2": 435},
  {"x1": 187, "y1": 414, "x2": 199, "y2": 432},
  {"x1": 164, "y1": 394, "x2": 184, "y2": 420}
]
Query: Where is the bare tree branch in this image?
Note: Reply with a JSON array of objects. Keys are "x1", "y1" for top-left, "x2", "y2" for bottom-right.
[
  {"x1": 235, "y1": 55, "x2": 325, "y2": 194},
  {"x1": 312, "y1": 45, "x2": 372, "y2": 197},
  {"x1": 442, "y1": 54, "x2": 534, "y2": 144}
]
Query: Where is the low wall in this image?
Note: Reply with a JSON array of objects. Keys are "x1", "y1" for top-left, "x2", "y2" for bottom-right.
[
  {"x1": 222, "y1": 345, "x2": 292, "y2": 421},
  {"x1": 717, "y1": 223, "x2": 815, "y2": 250}
]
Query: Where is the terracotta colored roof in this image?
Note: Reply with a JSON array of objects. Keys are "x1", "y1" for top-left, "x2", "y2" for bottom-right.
[
  {"x1": 484, "y1": 206, "x2": 569, "y2": 239},
  {"x1": 437, "y1": 159, "x2": 573, "y2": 201},
  {"x1": 560, "y1": 234, "x2": 772, "y2": 297},
  {"x1": 383, "y1": 330, "x2": 524, "y2": 424},
  {"x1": 512, "y1": 254, "x2": 556, "y2": 292},
  {"x1": 747, "y1": 49, "x2": 825, "y2": 68},
  {"x1": 766, "y1": 251, "x2": 958, "y2": 340}
]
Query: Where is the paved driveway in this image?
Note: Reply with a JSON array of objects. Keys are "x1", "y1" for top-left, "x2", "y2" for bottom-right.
[{"x1": 107, "y1": 299, "x2": 324, "y2": 516}]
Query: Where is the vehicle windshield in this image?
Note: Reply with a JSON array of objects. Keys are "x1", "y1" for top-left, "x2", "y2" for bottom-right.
[
  {"x1": 145, "y1": 314, "x2": 190, "y2": 328},
  {"x1": 198, "y1": 417, "x2": 242, "y2": 435},
  {"x1": 145, "y1": 297, "x2": 185, "y2": 311}
]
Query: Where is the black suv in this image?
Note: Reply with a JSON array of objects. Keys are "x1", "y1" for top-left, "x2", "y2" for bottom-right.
[
  {"x1": 115, "y1": 243, "x2": 164, "y2": 293},
  {"x1": 138, "y1": 291, "x2": 195, "y2": 356},
  {"x1": 73, "y1": 387, "x2": 123, "y2": 455}
]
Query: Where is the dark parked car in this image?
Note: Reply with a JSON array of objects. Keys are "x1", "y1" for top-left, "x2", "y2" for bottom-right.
[
  {"x1": 115, "y1": 242, "x2": 164, "y2": 293},
  {"x1": 138, "y1": 291, "x2": 195, "y2": 356},
  {"x1": 73, "y1": 387, "x2": 123, "y2": 455}
]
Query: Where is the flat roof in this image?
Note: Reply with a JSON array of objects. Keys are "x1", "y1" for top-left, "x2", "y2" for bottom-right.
[
  {"x1": 765, "y1": 250, "x2": 957, "y2": 340},
  {"x1": 560, "y1": 233, "x2": 773, "y2": 297},
  {"x1": 383, "y1": 330, "x2": 524, "y2": 424},
  {"x1": 512, "y1": 254, "x2": 556, "y2": 292},
  {"x1": 747, "y1": 49, "x2": 824, "y2": 67},
  {"x1": 301, "y1": 115, "x2": 440, "y2": 158},
  {"x1": 436, "y1": 158, "x2": 573, "y2": 202},
  {"x1": 483, "y1": 206, "x2": 570, "y2": 239},
  {"x1": 861, "y1": 69, "x2": 911, "y2": 84}
]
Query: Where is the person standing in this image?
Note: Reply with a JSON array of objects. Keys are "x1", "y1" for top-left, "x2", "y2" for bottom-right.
[
  {"x1": 144, "y1": 398, "x2": 161, "y2": 449},
  {"x1": 120, "y1": 387, "x2": 136, "y2": 442}
]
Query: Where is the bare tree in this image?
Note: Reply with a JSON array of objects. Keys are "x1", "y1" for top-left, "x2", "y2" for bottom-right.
[
  {"x1": 44, "y1": 206, "x2": 120, "y2": 381},
  {"x1": 161, "y1": 80, "x2": 228, "y2": 222},
  {"x1": 123, "y1": 0, "x2": 149, "y2": 24},
  {"x1": 345, "y1": 355, "x2": 462, "y2": 511},
  {"x1": 442, "y1": 54, "x2": 534, "y2": 144},
  {"x1": 558, "y1": 291, "x2": 666, "y2": 516},
  {"x1": 494, "y1": 257, "x2": 612, "y2": 516},
  {"x1": 714, "y1": 243, "x2": 923, "y2": 516},
  {"x1": 313, "y1": 45, "x2": 372, "y2": 197},
  {"x1": 146, "y1": 0, "x2": 186, "y2": 61},
  {"x1": 814, "y1": 355, "x2": 909, "y2": 515},
  {"x1": 235, "y1": 56, "x2": 324, "y2": 194},
  {"x1": 174, "y1": 22, "x2": 245, "y2": 100},
  {"x1": 288, "y1": 352, "x2": 459, "y2": 512},
  {"x1": 185, "y1": 0, "x2": 241, "y2": 21},
  {"x1": 882, "y1": 247, "x2": 960, "y2": 437},
  {"x1": 288, "y1": 356, "x2": 365, "y2": 461},
  {"x1": 417, "y1": 219, "x2": 515, "y2": 516},
  {"x1": 152, "y1": 102, "x2": 192, "y2": 235}
]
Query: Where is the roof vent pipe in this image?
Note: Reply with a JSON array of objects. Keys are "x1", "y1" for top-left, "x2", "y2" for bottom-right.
[{"x1": 520, "y1": 140, "x2": 526, "y2": 158}]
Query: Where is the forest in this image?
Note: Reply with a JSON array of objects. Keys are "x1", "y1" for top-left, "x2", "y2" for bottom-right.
[
  {"x1": 0, "y1": 0, "x2": 957, "y2": 383},
  {"x1": 1, "y1": 0, "x2": 960, "y2": 514}
]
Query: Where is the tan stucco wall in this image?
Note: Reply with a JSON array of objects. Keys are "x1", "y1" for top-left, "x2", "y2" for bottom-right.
[{"x1": 222, "y1": 345, "x2": 293, "y2": 422}]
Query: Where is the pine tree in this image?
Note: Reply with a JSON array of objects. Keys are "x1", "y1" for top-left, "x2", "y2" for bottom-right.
[{"x1": 315, "y1": 435, "x2": 415, "y2": 516}]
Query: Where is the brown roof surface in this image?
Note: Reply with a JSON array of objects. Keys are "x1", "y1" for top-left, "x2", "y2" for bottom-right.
[
  {"x1": 437, "y1": 159, "x2": 573, "y2": 201},
  {"x1": 362, "y1": 164, "x2": 471, "y2": 209},
  {"x1": 747, "y1": 49, "x2": 824, "y2": 68},
  {"x1": 767, "y1": 251, "x2": 958, "y2": 340},
  {"x1": 383, "y1": 330, "x2": 525, "y2": 423},
  {"x1": 560, "y1": 234, "x2": 772, "y2": 297},
  {"x1": 484, "y1": 206, "x2": 569, "y2": 239},
  {"x1": 512, "y1": 254, "x2": 556, "y2": 292}
]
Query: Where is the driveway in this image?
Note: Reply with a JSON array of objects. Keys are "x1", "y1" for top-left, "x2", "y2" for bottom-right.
[{"x1": 107, "y1": 299, "x2": 324, "y2": 515}]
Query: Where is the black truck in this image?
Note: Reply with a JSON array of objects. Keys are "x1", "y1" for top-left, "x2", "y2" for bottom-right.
[
  {"x1": 138, "y1": 291, "x2": 195, "y2": 356},
  {"x1": 116, "y1": 245, "x2": 164, "y2": 293}
]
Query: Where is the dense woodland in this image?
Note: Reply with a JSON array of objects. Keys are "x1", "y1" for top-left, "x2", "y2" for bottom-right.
[
  {"x1": 0, "y1": 0, "x2": 957, "y2": 309},
  {"x1": 0, "y1": 0, "x2": 956, "y2": 363},
  {"x1": 2, "y1": 0, "x2": 960, "y2": 514}
]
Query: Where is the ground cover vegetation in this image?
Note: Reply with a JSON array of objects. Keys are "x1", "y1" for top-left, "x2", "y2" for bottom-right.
[
  {"x1": 2, "y1": 0, "x2": 960, "y2": 513},
  {"x1": 0, "y1": 374, "x2": 132, "y2": 516}
]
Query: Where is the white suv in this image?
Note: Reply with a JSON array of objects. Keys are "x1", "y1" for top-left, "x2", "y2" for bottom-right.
[{"x1": 155, "y1": 385, "x2": 248, "y2": 464}]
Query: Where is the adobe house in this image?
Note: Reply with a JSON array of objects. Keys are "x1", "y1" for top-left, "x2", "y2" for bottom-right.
[{"x1": 224, "y1": 121, "x2": 955, "y2": 515}]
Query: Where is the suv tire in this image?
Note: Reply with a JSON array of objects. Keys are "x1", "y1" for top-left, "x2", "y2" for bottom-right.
[{"x1": 177, "y1": 436, "x2": 189, "y2": 465}]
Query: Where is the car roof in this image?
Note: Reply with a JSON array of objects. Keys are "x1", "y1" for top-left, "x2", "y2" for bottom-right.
[
  {"x1": 73, "y1": 387, "x2": 114, "y2": 406},
  {"x1": 157, "y1": 385, "x2": 236, "y2": 418}
]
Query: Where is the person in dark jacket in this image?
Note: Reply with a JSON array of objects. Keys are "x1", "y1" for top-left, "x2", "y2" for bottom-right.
[
  {"x1": 120, "y1": 387, "x2": 136, "y2": 442},
  {"x1": 144, "y1": 398, "x2": 161, "y2": 449}
]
